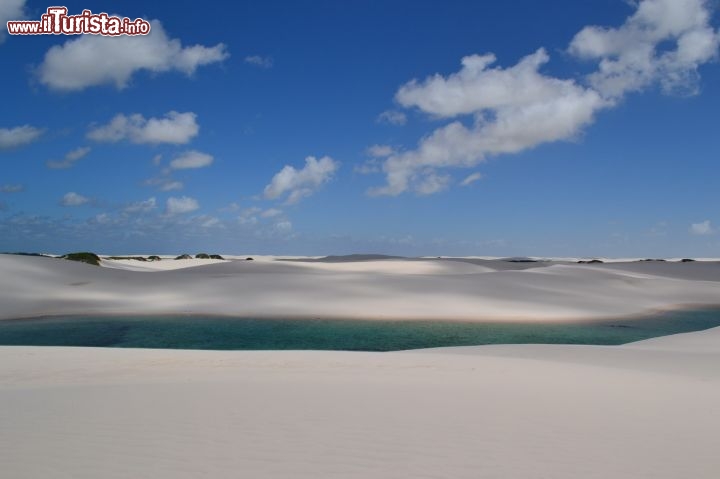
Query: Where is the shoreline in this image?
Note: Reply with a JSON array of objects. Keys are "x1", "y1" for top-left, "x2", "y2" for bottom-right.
[{"x1": 3, "y1": 302, "x2": 720, "y2": 324}]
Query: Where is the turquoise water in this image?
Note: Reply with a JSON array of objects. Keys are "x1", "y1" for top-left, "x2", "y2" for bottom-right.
[{"x1": 0, "y1": 310, "x2": 719, "y2": 351}]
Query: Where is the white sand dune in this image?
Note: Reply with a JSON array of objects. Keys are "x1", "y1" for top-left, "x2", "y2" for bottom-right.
[
  {"x1": 1, "y1": 254, "x2": 719, "y2": 321},
  {"x1": 1, "y1": 326, "x2": 720, "y2": 478},
  {"x1": 2, "y1": 254, "x2": 720, "y2": 477},
  {"x1": 100, "y1": 258, "x2": 229, "y2": 271}
]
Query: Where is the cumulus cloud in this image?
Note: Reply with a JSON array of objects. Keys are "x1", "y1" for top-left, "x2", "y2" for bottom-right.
[
  {"x1": 260, "y1": 208, "x2": 283, "y2": 218},
  {"x1": 0, "y1": 125, "x2": 43, "y2": 150},
  {"x1": 0, "y1": 184, "x2": 24, "y2": 193},
  {"x1": 371, "y1": 49, "x2": 606, "y2": 195},
  {"x1": 377, "y1": 110, "x2": 407, "y2": 125},
  {"x1": 244, "y1": 55, "x2": 273, "y2": 68},
  {"x1": 144, "y1": 177, "x2": 184, "y2": 191},
  {"x1": 166, "y1": 196, "x2": 199, "y2": 215},
  {"x1": 460, "y1": 172, "x2": 483, "y2": 186},
  {"x1": 264, "y1": 156, "x2": 339, "y2": 204},
  {"x1": 569, "y1": 0, "x2": 720, "y2": 97},
  {"x1": 0, "y1": 0, "x2": 26, "y2": 43},
  {"x1": 354, "y1": 159, "x2": 381, "y2": 175},
  {"x1": 169, "y1": 150, "x2": 214, "y2": 170},
  {"x1": 46, "y1": 146, "x2": 91, "y2": 169},
  {"x1": 88, "y1": 111, "x2": 199, "y2": 145},
  {"x1": 238, "y1": 206, "x2": 261, "y2": 225},
  {"x1": 124, "y1": 197, "x2": 157, "y2": 214},
  {"x1": 366, "y1": 144, "x2": 396, "y2": 157},
  {"x1": 60, "y1": 192, "x2": 89, "y2": 206},
  {"x1": 690, "y1": 220, "x2": 713, "y2": 235},
  {"x1": 38, "y1": 19, "x2": 229, "y2": 91},
  {"x1": 368, "y1": 0, "x2": 719, "y2": 196},
  {"x1": 274, "y1": 220, "x2": 293, "y2": 233}
]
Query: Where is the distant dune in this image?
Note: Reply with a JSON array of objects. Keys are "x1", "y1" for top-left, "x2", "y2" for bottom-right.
[{"x1": 1, "y1": 253, "x2": 719, "y2": 321}]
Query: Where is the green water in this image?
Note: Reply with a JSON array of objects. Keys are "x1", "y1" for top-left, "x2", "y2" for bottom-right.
[{"x1": 0, "y1": 310, "x2": 719, "y2": 351}]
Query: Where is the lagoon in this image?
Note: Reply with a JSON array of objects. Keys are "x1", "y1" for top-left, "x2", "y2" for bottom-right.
[{"x1": 1, "y1": 310, "x2": 720, "y2": 351}]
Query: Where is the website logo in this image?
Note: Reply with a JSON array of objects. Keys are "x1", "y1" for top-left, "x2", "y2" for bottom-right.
[{"x1": 7, "y1": 7, "x2": 151, "y2": 36}]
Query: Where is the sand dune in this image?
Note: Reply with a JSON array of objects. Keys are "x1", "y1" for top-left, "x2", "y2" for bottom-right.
[
  {"x1": 2, "y1": 254, "x2": 720, "y2": 477},
  {"x1": 1, "y1": 253, "x2": 719, "y2": 321},
  {"x1": 1, "y1": 325, "x2": 720, "y2": 478}
]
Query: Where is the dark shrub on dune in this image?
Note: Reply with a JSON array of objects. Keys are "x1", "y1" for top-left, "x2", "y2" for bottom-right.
[
  {"x1": 209, "y1": 254, "x2": 224, "y2": 260},
  {"x1": 578, "y1": 259, "x2": 604, "y2": 264},
  {"x1": 195, "y1": 253, "x2": 211, "y2": 259},
  {"x1": 246, "y1": 257, "x2": 254, "y2": 261},
  {"x1": 175, "y1": 254, "x2": 192, "y2": 260},
  {"x1": 62, "y1": 252, "x2": 101, "y2": 266},
  {"x1": 148, "y1": 256, "x2": 161, "y2": 261},
  {"x1": 681, "y1": 258, "x2": 696, "y2": 262},
  {"x1": 107, "y1": 256, "x2": 147, "y2": 261}
]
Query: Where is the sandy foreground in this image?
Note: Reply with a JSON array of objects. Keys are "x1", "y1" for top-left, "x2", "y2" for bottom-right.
[
  {"x1": 1, "y1": 253, "x2": 720, "y2": 320},
  {"x1": 2, "y1": 254, "x2": 720, "y2": 477},
  {"x1": 1, "y1": 327, "x2": 720, "y2": 478}
]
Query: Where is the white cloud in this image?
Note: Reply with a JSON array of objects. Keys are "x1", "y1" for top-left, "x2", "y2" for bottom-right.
[
  {"x1": 93, "y1": 213, "x2": 110, "y2": 224},
  {"x1": 415, "y1": 172, "x2": 451, "y2": 195},
  {"x1": 354, "y1": 159, "x2": 381, "y2": 175},
  {"x1": 169, "y1": 150, "x2": 214, "y2": 170},
  {"x1": 238, "y1": 206, "x2": 261, "y2": 225},
  {"x1": 460, "y1": 172, "x2": 483, "y2": 186},
  {"x1": 371, "y1": 49, "x2": 606, "y2": 196},
  {"x1": 569, "y1": 0, "x2": 720, "y2": 97},
  {"x1": 38, "y1": 19, "x2": 229, "y2": 91},
  {"x1": 0, "y1": 184, "x2": 24, "y2": 193},
  {"x1": 377, "y1": 110, "x2": 407, "y2": 125},
  {"x1": 46, "y1": 146, "x2": 91, "y2": 169},
  {"x1": 0, "y1": 0, "x2": 26, "y2": 43},
  {"x1": 0, "y1": 125, "x2": 43, "y2": 149},
  {"x1": 60, "y1": 192, "x2": 89, "y2": 207},
  {"x1": 274, "y1": 220, "x2": 293, "y2": 233},
  {"x1": 264, "y1": 156, "x2": 339, "y2": 204},
  {"x1": 260, "y1": 208, "x2": 283, "y2": 218},
  {"x1": 124, "y1": 197, "x2": 157, "y2": 214},
  {"x1": 160, "y1": 180, "x2": 184, "y2": 191},
  {"x1": 88, "y1": 111, "x2": 199, "y2": 145},
  {"x1": 200, "y1": 216, "x2": 222, "y2": 228},
  {"x1": 166, "y1": 196, "x2": 199, "y2": 215},
  {"x1": 690, "y1": 220, "x2": 713, "y2": 235},
  {"x1": 367, "y1": 0, "x2": 719, "y2": 196},
  {"x1": 244, "y1": 55, "x2": 273, "y2": 68},
  {"x1": 144, "y1": 177, "x2": 184, "y2": 191},
  {"x1": 366, "y1": 144, "x2": 395, "y2": 157}
]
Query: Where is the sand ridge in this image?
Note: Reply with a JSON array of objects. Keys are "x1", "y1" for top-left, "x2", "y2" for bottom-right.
[{"x1": 1, "y1": 253, "x2": 719, "y2": 321}]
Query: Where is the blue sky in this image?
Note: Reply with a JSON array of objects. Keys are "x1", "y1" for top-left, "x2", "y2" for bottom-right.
[{"x1": 1, "y1": 0, "x2": 719, "y2": 256}]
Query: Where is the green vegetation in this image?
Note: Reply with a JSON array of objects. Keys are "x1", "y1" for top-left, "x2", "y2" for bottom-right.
[
  {"x1": 148, "y1": 255, "x2": 161, "y2": 261},
  {"x1": 195, "y1": 253, "x2": 211, "y2": 259},
  {"x1": 209, "y1": 254, "x2": 224, "y2": 260},
  {"x1": 175, "y1": 254, "x2": 192, "y2": 260},
  {"x1": 107, "y1": 256, "x2": 148, "y2": 262},
  {"x1": 62, "y1": 252, "x2": 101, "y2": 266}
]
